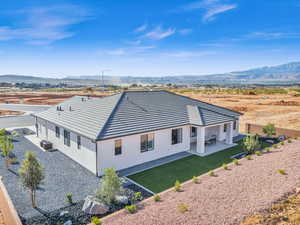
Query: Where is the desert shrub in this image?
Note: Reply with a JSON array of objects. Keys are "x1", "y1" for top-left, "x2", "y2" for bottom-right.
[
  {"x1": 255, "y1": 151, "x2": 262, "y2": 156},
  {"x1": 280, "y1": 141, "x2": 285, "y2": 146},
  {"x1": 246, "y1": 155, "x2": 252, "y2": 160},
  {"x1": 273, "y1": 144, "x2": 279, "y2": 149},
  {"x1": 265, "y1": 147, "x2": 271, "y2": 153},
  {"x1": 9, "y1": 157, "x2": 18, "y2": 164},
  {"x1": 153, "y1": 194, "x2": 161, "y2": 202},
  {"x1": 222, "y1": 163, "x2": 228, "y2": 170},
  {"x1": 91, "y1": 216, "x2": 102, "y2": 225},
  {"x1": 294, "y1": 137, "x2": 298, "y2": 140},
  {"x1": 192, "y1": 176, "x2": 199, "y2": 183},
  {"x1": 11, "y1": 130, "x2": 19, "y2": 137},
  {"x1": 132, "y1": 192, "x2": 142, "y2": 203},
  {"x1": 0, "y1": 129, "x2": 6, "y2": 136},
  {"x1": 208, "y1": 170, "x2": 214, "y2": 176},
  {"x1": 242, "y1": 135, "x2": 261, "y2": 154},
  {"x1": 66, "y1": 193, "x2": 73, "y2": 205},
  {"x1": 125, "y1": 204, "x2": 137, "y2": 214},
  {"x1": 287, "y1": 138, "x2": 292, "y2": 143},
  {"x1": 177, "y1": 203, "x2": 188, "y2": 213},
  {"x1": 233, "y1": 159, "x2": 239, "y2": 165},
  {"x1": 278, "y1": 169, "x2": 286, "y2": 175},
  {"x1": 96, "y1": 168, "x2": 123, "y2": 205},
  {"x1": 174, "y1": 180, "x2": 181, "y2": 192},
  {"x1": 262, "y1": 123, "x2": 276, "y2": 137}
]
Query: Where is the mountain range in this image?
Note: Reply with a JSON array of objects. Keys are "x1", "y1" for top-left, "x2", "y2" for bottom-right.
[{"x1": 1, "y1": 61, "x2": 300, "y2": 86}]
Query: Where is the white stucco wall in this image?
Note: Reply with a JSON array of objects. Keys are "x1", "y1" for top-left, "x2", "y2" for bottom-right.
[
  {"x1": 36, "y1": 118, "x2": 97, "y2": 174},
  {"x1": 97, "y1": 125, "x2": 190, "y2": 176}
]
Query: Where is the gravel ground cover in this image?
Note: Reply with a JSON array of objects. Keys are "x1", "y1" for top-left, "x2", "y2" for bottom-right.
[
  {"x1": 23, "y1": 183, "x2": 152, "y2": 225},
  {"x1": 0, "y1": 130, "x2": 100, "y2": 219},
  {"x1": 0, "y1": 129, "x2": 153, "y2": 224},
  {"x1": 103, "y1": 140, "x2": 300, "y2": 225}
]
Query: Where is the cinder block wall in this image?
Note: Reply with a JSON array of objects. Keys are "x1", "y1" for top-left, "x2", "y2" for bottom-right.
[{"x1": 246, "y1": 123, "x2": 300, "y2": 138}]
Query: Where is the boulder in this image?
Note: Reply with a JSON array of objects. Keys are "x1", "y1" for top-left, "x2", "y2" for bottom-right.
[
  {"x1": 63, "y1": 220, "x2": 72, "y2": 225},
  {"x1": 115, "y1": 195, "x2": 129, "y2": 205},
  {"x1": 82, "y1": 195, "x2": 109, "y2": 215}
]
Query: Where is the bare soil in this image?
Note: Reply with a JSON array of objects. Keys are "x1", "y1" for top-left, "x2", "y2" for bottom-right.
[
  {"x1": 102, "y1": 140, "x2": 300, "y2": 225},
  {"x1": 180, "y1": 93, "x2": 300, "y2": 132},
  {"x1": 240, "y1": 191, "x2": 300, "y2": 225},
  {"x1": 0, "y1": 110, "x2": 24, "y2": 116}
]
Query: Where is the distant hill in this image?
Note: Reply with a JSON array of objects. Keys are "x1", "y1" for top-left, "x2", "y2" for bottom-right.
[{"x1": 1, "y1": 61, "x2": 300, "y2": 85}]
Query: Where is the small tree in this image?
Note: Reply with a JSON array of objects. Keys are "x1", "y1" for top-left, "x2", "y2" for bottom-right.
[
  {"x1": 0, "y1": 135, "x2": 14, "y2": 169},
  {"x1": 0, "y1": 128, "x2": 6, "y2": 136},
  {"x1": 242, "y1": 134, "x2": 261, "y2": 154},
  {"x1": 262, "y1": 123, "x2": 276, "y2": 137},
  {"x1": 96, "y1": 168, "x2": 122, "y2": 205},
  {"x1": 19, "y1": 151, "x2": 44, "y2": 208}
]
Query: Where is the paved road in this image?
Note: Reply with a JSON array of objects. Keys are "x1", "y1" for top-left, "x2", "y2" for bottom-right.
[
  {"x1": 0, "y1": 104, "x2": 50, "y2": 113},
  {"x1": 0, "y1": 115, "x2": 35, "y2": 128}
]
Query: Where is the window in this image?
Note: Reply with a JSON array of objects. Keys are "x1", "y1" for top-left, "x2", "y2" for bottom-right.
[
  {"x1": 115, "y1": 139, "x2": 122, "y2": 155},
  {"x1": 77, "y1": 135, "x2": 81, "y2": 149},
  {"x1": 64, "y1": 130, "x2": 70, "y2": 147},
  {"x1": 190, "y1": 127, "x2": 197, "y2": 137},
  {"x1": 172, "y1": 128, "x2": 182, "y2": 145},
  {"x1": 224, "y1": 124, "x2": 228, "y2": 132},
  {"x1": 55, "y1": 126, "x2": 60, "y2": 138},
  {"x1": 141, "y1": 133, "x2": 154, "y2": 152},
  {"x1": 233, "y1": 121, "x2": 237, "y2": 130}
]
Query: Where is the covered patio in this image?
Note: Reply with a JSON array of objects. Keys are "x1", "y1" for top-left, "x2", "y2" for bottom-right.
[{"x1": 189, "y1": 122, "x2": 237, "y2": 156}]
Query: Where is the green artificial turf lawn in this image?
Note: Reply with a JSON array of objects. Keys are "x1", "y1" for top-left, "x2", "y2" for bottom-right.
[{"x1": 128, "y1": 141, "x2": 270, "y2": 193}]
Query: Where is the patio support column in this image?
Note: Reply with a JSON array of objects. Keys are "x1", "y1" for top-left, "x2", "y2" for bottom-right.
[
  {"x1": 218, "y1": 125, "x2": 223, "y2": 141},
  {"x1": 225, "y1": 122, "x2": 233, "y2": 144},
  {"x1": 197, "y1": 126, "x2": 205, "y2": 154}
]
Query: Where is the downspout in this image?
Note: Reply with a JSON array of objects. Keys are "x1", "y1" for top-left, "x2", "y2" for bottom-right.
[{"x1": 95, "y1": 140, "x2": 99, "y2": 177}]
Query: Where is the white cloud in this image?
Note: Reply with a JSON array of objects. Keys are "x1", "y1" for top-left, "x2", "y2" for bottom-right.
[
  {"x1": 183, "y1": 0, "x2": 237, "y2": 22},
  {"x1": 0, "y1": 5, "x2": 92, "y2": 45},
  {"x1": 134, "y1": 24, "x2": 148, "y2": 33},
  {"x1": 143, "y1": 26, "x2": 176, "y2": 40},
  {"x1": 178, "y1": 29, "x2": 193, "y2": 35},
  {"x1": 163, "y1": 50, "x2": 215, "y2": 57}
]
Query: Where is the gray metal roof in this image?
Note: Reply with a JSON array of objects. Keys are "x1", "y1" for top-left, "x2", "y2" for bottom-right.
[{"x1": 34, "y1": 91, "x2": 241, "y2": 140}]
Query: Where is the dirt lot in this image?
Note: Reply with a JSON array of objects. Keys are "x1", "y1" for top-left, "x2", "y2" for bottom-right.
[
  {"x1": 0, "y1": 92, "x2": 109, "y2": 105},
  {"x1": 180, "y1": 92, "x2": 300, "y2": 132},
  {"x1": 0, "y1": 110, "x2": 24, "y2": 116}
]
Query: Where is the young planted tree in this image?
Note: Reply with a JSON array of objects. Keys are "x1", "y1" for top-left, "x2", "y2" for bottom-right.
[
  {"x1": 0, "y1": 135, "x2": 14, "y2": 169},
  {"x1": 262, "y1": 123, "x2": 276, "y2": 137},
  {"x1": 19, "y1": 151, "x2": 44, "y2": 208},
  {"x1": 96, "y1": 168, "x2": 122, "y2": 205},
  {"x1": 242, "y1": 134, "x2": 261, "y2": 155}
]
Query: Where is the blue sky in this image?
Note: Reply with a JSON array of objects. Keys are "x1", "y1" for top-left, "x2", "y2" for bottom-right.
[{"x1": 1, "y1": 0, "x2": 300, "y2": 77}]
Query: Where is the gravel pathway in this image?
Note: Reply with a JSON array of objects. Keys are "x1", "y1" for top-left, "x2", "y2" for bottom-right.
[{"x1": 103, "y1": 140, "x2": 300, "y2": 225}]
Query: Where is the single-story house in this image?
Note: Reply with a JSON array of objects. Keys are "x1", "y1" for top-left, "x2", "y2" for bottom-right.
[{"x1": 33, "y1": 91, "x2": 242, "y2": 176}]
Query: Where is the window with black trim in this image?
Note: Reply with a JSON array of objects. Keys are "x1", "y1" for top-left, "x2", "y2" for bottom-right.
[
  {"x1": 233, "y1": 121, "x2": 237, "y2": 130},
  {"x1": 190, "y1": 127, "x2": 197, "y2": 137},
  {"x1": 224, "y1": 124, "x2": 228, "y2": 132},
  {"x1": 141, "y1": 133, "x2": 154, "y2": 152},
  {"x1": 77, "y1": 135, "x2": 81, "y2": 149},
  {"x1": 55, "y1": 126, "x2": 60, "y2": 138},
  {"x1": 64, "y1": 130, "x2": 70, "y2": 147},
  {"x1": 172, "y1": 128, "x2": 182, "y2": 145},
  {"x1": 115, "y1": 139, "x2": 122, "y2": 155}
]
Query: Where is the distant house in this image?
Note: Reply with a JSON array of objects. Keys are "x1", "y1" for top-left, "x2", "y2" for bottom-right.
[{"x1": 33, "y1": 91, "x2": 241, "y2": 176}]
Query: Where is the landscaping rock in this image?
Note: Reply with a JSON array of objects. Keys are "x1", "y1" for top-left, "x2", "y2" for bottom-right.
[
  {"x1": 63, "y1": 220, "x2": 72, "y2": 225},
  {"x1": 59, "y1": 210, "x2": 69, "y2": 217},
  {"x1": 115, "y1": 195, "x2": 129, "y2": 205},
  {"x1": 82, "y1": 195, "x2": 109, "y2": 215}
]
